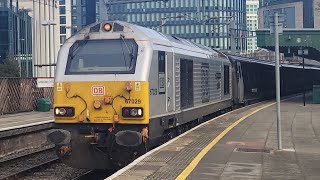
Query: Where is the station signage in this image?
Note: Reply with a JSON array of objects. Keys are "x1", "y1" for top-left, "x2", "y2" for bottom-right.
[{"x1": 36, "y1": 78, "x2": 54, "y2": 88}]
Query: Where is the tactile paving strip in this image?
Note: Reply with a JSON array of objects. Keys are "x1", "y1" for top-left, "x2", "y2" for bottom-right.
[{"x1": 114, "y1": 103, "x2": 269, "y2": 180}]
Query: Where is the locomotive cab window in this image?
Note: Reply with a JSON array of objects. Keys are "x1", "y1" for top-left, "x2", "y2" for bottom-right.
[
  {"x1": 65, "y1": 39, "x2": 138, "y2": 74},
  {"x1": 224, "y1": 65, "x2": 230, "y2": 95}
]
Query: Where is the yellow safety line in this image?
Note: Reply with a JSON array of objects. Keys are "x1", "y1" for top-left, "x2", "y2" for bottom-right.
[{"x1": 175, "y1": 102, "x2": 275, "y2": 180}]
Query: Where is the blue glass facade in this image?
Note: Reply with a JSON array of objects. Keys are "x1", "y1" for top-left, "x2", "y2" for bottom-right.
[
  {"x1": 71, "y1": 0, "x2": 97, "y2": 34},
  {"x1": 104, "y1": 0, "x2": 247, "y2": 51},
  {"x1": 260, "y1": 0, "x2": 314, "y2": 28},
  {"x1": 0, "y1": 0, "x2": 32, "y2": 76}
]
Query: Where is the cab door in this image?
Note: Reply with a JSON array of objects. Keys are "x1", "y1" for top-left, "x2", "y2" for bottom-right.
[
  {"x1": 166, "y1": 52, "x2": 174, "y2": 112},
  {"x1": 158, "y1": 51, "x2": 174, "y2": 113}
]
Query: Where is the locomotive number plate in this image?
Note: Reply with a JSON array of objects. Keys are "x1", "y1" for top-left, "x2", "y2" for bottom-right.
[
  {"x1": 125, "y1": 99, "x2": 141, "y2": 104},
  {"x1": 92, "y1": 86, "x2": 105, "y2": 96}
]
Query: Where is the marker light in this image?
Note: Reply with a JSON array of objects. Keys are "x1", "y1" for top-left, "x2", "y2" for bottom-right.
[
  {"x1": 123, "y1": 109, "x2": 130, "y2": 116},
  {"x1": 104, "y1": 23, "x2": 112, "y2": 32},
  {"x1": 59, "y1": 108, "x2": 66, "y2": 115}
]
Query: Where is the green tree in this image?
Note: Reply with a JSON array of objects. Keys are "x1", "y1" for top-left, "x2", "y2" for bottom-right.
[{"x1": 0, "y1": 55, "x2": 20, "y2": 77}]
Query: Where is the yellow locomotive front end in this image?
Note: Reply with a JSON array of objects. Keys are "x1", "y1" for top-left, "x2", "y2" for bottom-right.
[
  {"x1": 48, "y1": 21, "x2": 152, "y2": 169},
  {"x1": 54, "y1": 81, "x2": 149, "y2": 125}
]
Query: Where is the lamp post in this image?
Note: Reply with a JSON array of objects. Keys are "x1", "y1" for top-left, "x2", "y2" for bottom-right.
[
  {"x1": 298, "y1": 48, "x2": 309, "y2": 106},
  {"x1": 270, "y1": 12, "x2": 284, "y2": 150}
]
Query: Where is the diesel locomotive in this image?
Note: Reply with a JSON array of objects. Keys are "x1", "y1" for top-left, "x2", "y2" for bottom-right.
[{"x1": 48, "y1": 21, "x2": 320, "y2": 170}]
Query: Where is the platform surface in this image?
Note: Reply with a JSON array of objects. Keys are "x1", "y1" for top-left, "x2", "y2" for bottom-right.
[
  {"x1": 108, "y1": 95, "x2": 320, "y2": 180},
  {"x1": 0, "y1": 111, "x2": 53, "y2": 132}
]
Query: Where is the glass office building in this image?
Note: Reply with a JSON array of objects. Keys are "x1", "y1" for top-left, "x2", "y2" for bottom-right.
[
  {"x1": 70, "y1": 0, "x2": 97, "y2": 34},
  {"x1": 104, "y1": 0, "x2": 247, "y2": 52},
  {"x1": 59, "y1": 0, "x2": 98, "y2": 46},
  {"x1": 0, "y1": 0, "x2": 32, "y2": 76},
  {"x1": 259, "y1": 0, "x2": 315, "y2": 28}
]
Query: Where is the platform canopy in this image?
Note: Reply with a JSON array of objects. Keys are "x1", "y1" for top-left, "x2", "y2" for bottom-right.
[{"x1": 256, "y1": 29, "x2": 320, "y2": 61}]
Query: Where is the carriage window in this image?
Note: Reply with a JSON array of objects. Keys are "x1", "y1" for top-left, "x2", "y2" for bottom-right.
[
  {"x1": 65, "y1": 39, "x2": 138, "y2": 74},
  {"x1": 224, "y1": 65, "x2": 230, "y2": 95}
]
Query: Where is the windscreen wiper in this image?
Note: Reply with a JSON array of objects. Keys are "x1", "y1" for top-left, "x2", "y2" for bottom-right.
[{"x1": 120, "y1": 34, "x2": 134, "y2": 67}]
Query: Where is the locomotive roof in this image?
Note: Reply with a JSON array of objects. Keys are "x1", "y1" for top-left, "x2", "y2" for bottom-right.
[
  {"x1": 75, "y1": 20, "x2": 225, "y2": 59},
  {"x1": 229, "y1": 55, "x2": 320, "y2": 70}
]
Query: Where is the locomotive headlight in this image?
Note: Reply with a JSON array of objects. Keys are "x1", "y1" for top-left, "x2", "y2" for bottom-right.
[
  {"x1": 54, "y1": 107, "x2": 75, "y2": 117},
  {"x1": 58, "y1": 108, "x2": 67, "y2": 115},
  {"x1": 130, "y1": 108, "x2": 138, "y2": 116},
  {"x1": 122, "y1": 107, "x2": 143, "y2": 118}
]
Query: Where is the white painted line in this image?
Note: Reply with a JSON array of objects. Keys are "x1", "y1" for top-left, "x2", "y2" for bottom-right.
[
  {"x1": 279, "y1": 149, "x2": 296, "y2": 152},
  {"x1": 0, "y1": 119, "x2": 54, "y2": 132},
  {"x1": 106, "y1": 102, "x2": 266, "y2": 180}
]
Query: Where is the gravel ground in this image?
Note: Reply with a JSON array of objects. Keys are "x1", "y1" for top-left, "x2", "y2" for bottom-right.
[
  {"x1": 21, "y1": 163, "x2": 90, "y2": 180},
  {"x1": 0, "y1": 144, "x2": 54, "y2": 163},
  {"x1": 0, "y1": 149, "x2": 57, "y2": 179}
]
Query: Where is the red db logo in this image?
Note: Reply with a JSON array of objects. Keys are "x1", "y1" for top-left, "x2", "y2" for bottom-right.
[{"x1": 92, "y1": 86, "x2": 105, "y2": 96}]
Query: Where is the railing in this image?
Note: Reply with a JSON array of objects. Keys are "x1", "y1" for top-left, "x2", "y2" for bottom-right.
[{"x1": 0, "y1": 78, "x2": 53, "y2": 115}]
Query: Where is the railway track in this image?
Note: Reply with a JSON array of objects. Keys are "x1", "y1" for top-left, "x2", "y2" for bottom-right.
[
  {"x1": 0, "y1": 147, "x2": 112, "y2": 180},
  {"x1": 0, "y1": 148, "x2": 58, "y2": 180}
]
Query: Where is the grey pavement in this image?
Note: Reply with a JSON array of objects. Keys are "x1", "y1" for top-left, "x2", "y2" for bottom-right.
[
  {"x1": 188, "y1": 95, "x2": 320, "y2": 180},
  {"x1": 0, "y1": 111, "x2": 53, "y2": 132},
  {"x1": 110, "y1": 95, "x2": 320, "y2": 180}
]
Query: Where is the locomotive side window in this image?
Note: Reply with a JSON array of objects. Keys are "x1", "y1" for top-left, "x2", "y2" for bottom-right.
[
  {"x1": 65, "y1": 39, "x2": 138, "y2": 74},
  {"x1": 224, "y1": 65, "x2": 230, "y2": 95},
  {"x1": 158, "y1": 51, "x2": 166, "y2": 94}
]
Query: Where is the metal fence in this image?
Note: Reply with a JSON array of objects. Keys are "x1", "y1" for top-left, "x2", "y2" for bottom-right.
[{"x1": 0, "y1": 78, "x2": 53, "y2": 115}]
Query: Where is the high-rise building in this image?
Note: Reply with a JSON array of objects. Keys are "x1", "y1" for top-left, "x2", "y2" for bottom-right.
[
  {"x1": 101, "y1": 0, "x2": 247, "y2": 52},
  {"x1": 0, "y1": 0, "x2": 33, "y2": 77},
  {"x1": 259, "y1": 0, "x2": 320, "y2": 29},
  {"x1": 58, "y1": 0, "x2": 72, "y2": 46},
  {"x1": 58, "y1": 0, "x2": 98, "y2": 46},
  {"x1": 11, "y1": 0, "x2": 60, "y2": 78},
  {"x1": 246, "y1": 0, "x2": 259, "y2": 53}
]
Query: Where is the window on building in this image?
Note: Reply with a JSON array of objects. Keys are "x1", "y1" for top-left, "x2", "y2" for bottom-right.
[
  {"x1": 59, "y1": 0, "x2": 65, "y2": 5},
  {"x1": 72, "y1": 6, "x2": 76, "y2": 13},
  {"x1": 59, "y1": 6, "x2": 66, "y2": 14},
  {"x1": 60, "y1": 35, "x2": 66, "y2": 44},
  {"x1": 60, "y1": 26, "x2": 66, "y2": 34},
  {"x1": 60, "y1": 16, "x2": 66, "y2": 24},
  {"x1": 72, "y1": 16, "x2": 77, "y2": 24}
]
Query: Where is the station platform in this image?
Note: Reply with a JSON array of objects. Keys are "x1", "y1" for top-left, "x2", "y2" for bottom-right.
[
  {"x1": 108, "y1": 95, "x2": 320, "y2": 180},
  {"x1": 0, "y1": 111, "x2": 53, "y2": 132}
]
